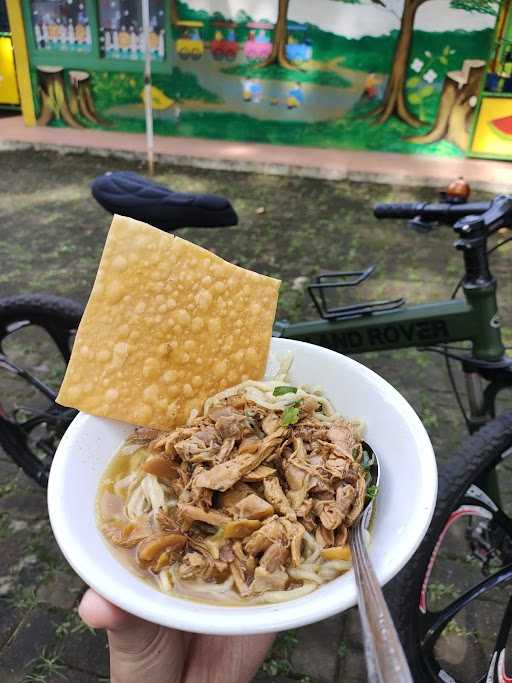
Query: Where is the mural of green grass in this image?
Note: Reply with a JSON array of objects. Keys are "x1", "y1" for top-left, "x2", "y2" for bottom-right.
[
  {"x1": 100, "y1": 98, "x2": 461, "y2": 158},
  {"x1": 220, "y1": 63, "x2": 351, "y2": 88},
  {"x1": 91, "y1": 67, "x2": 220, "y2": 113}
]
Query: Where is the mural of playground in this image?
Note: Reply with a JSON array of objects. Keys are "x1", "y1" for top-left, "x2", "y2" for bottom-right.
[{"x1": 10, "y1": 0, "x2": 509, "y2": 158}]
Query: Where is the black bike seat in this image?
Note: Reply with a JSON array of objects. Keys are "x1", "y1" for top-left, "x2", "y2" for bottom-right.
[{"x1": 91, "y1": 171, "x2": 238, "y2": 230}]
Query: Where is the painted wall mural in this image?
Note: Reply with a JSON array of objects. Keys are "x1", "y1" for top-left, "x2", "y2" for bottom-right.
[
  {"x1": 25, "y1": 0, "x2": 501, "y2": 157},
  {"x1": 469, "y1": 0, "x2": 512, "y2": 158},
  {"x1": 30, "y1": 0, "x2": 92, "y2": 52}
]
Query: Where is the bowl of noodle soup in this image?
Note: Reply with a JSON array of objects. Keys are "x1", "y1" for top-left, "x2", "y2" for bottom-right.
[{"x1": 48, "y1": 337, "x2": 437, "y2": 635}]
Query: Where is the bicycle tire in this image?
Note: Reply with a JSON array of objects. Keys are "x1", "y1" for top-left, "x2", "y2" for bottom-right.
[
  {"x1": 0, "y1": 294, "x2": 84, "y2": 486},
  {"x1": 384, "y1": 411, "x2": 512, "y2": 681}
]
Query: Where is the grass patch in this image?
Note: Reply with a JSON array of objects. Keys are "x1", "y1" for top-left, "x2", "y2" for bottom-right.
[
  {"x1": 8, "y1": 586, "x2": 40, "y2": 611},
  {"x1": 260, "y1": 630, "x2": 315, "y2": 680},
  {"x1": 0, "y1": 512, "x2": 10, "y2": 538},
  {"x1": 338, "y1": 640, "x2": 349, "y2": 658},
  {"x1": 261, "y1": 630, "x2": 298, "y2": 677},
  {"x1": 443, "y1": 619, "x2": 477, "y2": 639},
  {"x1": 24, "y1": 535, "x2": 70, "y2": 581},
  {"x1": 56, "y1": 610, "x2": 95, "y2": 639},
  {"x1": 427, "y1": 582, "x2": 458, "y2": 608},
  {"x1": 24, "y1": 648, "x2": 65, "y2": 683},
  {"x1": 0, "y1": 480, "x2": 15, "y2": 497}
]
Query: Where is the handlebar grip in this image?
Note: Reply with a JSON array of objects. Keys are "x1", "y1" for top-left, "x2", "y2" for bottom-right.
[
  {"x1": 374, "y1": 201, "x2": 492, "y2": 224},
  {"x1": 373, "y1": 203, "x2": 421, "y2": 219}
]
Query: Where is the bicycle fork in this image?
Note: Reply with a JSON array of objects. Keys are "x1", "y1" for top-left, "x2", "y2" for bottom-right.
[
  {"x1": 465, "y1": 371, "x2": 488, "y2": 429},
  {"x1": 464, "y1": 371, "x2": 504, "y2": 513}
]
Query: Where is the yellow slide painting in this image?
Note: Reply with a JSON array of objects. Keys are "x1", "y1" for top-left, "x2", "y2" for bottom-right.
[
  {"x1": 471, "y1": 96, "x2": 512, "y2": 158},
  {"x1": 0, "y1": 35, "x2": 20, "y2": 105}
]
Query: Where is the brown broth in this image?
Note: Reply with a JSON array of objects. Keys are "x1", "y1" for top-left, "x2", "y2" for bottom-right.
[
  {"x1": 96, "y1": 445, "x2": 262, "y2": 606},
  {"x1": 97, "y1": 441, "x2": 352, "y2": 607}
]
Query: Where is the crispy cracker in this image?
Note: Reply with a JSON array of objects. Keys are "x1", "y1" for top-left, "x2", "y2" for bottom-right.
[{"x1": 57, "y1": 215, "x2": 280, "y2": 430}]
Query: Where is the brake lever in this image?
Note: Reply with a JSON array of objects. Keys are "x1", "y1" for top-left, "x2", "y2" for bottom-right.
[{"x1": 407, "y1": 216, "x2": 435, "y2": 234}]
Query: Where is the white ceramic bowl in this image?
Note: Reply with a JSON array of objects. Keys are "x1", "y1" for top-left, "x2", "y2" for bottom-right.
[{"x1": 48, "y1": 337, "x2": 437, "y2": 635}]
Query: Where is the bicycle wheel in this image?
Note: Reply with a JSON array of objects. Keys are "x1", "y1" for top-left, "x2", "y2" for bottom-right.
[
  {"x1": 0, "y1": 294, "x2": 83, "y2": 487},
  {"x1": 385, "y1": 411, "x2": 512, "y2": 682}
]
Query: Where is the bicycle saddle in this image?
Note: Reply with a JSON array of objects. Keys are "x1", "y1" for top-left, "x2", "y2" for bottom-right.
[{"x1": 91, "y1": 171, "x2": 238, "y2": 230}]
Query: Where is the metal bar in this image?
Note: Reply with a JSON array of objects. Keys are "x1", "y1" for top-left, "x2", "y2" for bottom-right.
[
  {"x1": 275, "y1": 300, "x2": 476, "y2": 355},
  {"x1": 463, "y1": 281, "x2": 505, "y2": 362},
  {"x1": 141, "y1": 0, "x2": 155, "y2": 176},
  {"x1": 465, "y1": 372, "x2": 487, "y2": 425},
  {"x1": 0, "y1": 354, "x2": 57, "y2": 401}
]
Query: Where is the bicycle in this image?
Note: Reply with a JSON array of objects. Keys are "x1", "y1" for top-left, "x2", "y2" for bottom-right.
[
  {"x1": 274, "y1": 188, "x2": 512, "y2": 683},
  {"x1": 1, "y1": 171, "x2": 511, "y2": 681}
]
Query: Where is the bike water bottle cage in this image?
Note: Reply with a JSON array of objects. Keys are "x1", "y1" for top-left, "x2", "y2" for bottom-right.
[
  {"x1": 91, "y1": 171, "x2": 239, "y2": 230},
  {"x1": 307, "y1": 266, "x2": 405, "y2": 321}
]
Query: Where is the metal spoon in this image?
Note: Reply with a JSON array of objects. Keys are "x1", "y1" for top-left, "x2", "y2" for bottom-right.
[{"x1": 349, "y1": 443, "x2": 413, "y2": 683}]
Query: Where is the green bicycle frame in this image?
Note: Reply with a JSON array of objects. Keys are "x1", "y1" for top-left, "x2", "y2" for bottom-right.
[
  {"x1": 274, "y1": 202, "x2": 512, "y2": 504},
  {"x1": 274, "y1": 280, "x2": 505, "y2": 363}
]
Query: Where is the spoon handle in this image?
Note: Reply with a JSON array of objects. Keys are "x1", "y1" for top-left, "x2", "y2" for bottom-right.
[{"x1": 349, "y1": 521, "x2": 413, "y2": 683}]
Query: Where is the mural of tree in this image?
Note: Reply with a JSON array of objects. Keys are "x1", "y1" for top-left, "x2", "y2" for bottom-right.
[
  {"x1": 263, "y1": 0, "x2": 383, "y2": 69},
  {"x1": 36, "y1": 66, "x2": 83, "y2": 128},
  {"x1": 373, "y1": 0, "x2": 498, "y2": 126},
  {"x1": 407, "y1": 58, "x2": 485, "y2": 148},
  {"x1": 262, "y1": 0, "x2": 293, "y2": 68},
  {"x1": 170, "y1": 0, "x2": 180, "y2": 26}
]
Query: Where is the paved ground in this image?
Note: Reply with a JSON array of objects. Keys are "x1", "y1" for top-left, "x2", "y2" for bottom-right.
[
  {"x1": 3, "y1": 114, "x2": 512, "y2": 193},
  {"x1": 1, "y1": 149, "x2": 511, "y2": 682}
]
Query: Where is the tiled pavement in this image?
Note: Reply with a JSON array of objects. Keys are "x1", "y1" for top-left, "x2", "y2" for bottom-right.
[{"x1": 1, "y1": 115, "x2": 512, "y2": 193}]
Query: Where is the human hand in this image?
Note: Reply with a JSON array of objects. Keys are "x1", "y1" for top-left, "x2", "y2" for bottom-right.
[{"x1": 79, "y1": 589, "x2": 275, "y2": 683}]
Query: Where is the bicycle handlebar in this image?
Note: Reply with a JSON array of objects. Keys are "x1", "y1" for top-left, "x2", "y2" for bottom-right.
[{"x1": 373, "y1": 201, "x2": 492, "y2": 224}]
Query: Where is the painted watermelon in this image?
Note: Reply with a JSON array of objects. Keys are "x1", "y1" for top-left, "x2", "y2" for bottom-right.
[{"x1": 489, "y1": 114, "x2": 512, "y2": 140}]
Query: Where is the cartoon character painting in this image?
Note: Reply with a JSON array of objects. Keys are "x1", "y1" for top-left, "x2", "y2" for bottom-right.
[
  {"x1": 244, "y1": 22, "x2": 273, "y2": 61},
  {"x1": 287, "y1": 82, "x2": 304, "y2": 109},
  {"x1": 361, "y1": 73, "x2": 381, "y2": 100},
  {"x1": 211, "y1": 21, "x2": 238, "y2": 61},
  {"x1": 241, "y1": 78, "x2": 263, "y2": 103},
  {"x1": 242, "y1": 77, "x2": 253, "y2": 101},
  {"x1": 251, "y1": 79, "x2": 263, "y2": 103},
  {"x1": 176, "y1": 20, "x2": 204, "y2": 60}
]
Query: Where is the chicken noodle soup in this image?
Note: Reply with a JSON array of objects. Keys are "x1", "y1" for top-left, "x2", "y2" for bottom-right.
[{"x1": 97, "y1": 368, "x2": 371, "y2": 605}]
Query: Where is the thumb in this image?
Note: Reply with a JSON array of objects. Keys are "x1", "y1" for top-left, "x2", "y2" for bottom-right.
[
  {"x1": 79, "y1": 588, "x2": 159, "y2": 654},
  {"x1": 79, "y1": 589, "x2": 186, "y2": 683}
]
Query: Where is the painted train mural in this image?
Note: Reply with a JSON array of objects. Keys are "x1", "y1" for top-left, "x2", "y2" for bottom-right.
[{"x1": 21, "y1": 0, "x2": 512, "y2": 159}]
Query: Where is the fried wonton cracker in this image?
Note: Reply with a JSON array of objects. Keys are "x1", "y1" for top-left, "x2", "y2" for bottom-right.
[{"x1": 57, "y1": 215, "x2": 280, "y2": 429}]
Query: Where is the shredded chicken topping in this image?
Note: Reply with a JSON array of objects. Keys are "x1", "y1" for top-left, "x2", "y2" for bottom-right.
[{"x1": 99, "y1": 372, "x2": 369, "y2": 605}]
